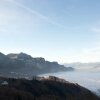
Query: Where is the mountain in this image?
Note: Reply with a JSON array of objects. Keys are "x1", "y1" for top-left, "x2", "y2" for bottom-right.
[
  {"x1": 0, "y1": 76, "x2": 99, "y2": 100},
  {"x1": 0, "y1": 52, "x2": 74, "y2": 78}
]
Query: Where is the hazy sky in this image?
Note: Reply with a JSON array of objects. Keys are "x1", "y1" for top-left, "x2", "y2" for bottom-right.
[{"x1": 0, "y1": 0, "x2": 100, "y2": 63}]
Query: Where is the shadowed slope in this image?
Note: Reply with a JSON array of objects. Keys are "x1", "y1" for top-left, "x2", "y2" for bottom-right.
[{"x1": 0, "y1": 76, "x2": 99, "y2": 100}]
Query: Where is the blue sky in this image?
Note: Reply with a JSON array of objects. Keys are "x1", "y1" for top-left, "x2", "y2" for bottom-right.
[{"x1": 0, "y1": 0, "x2": 100, "y2": 63}]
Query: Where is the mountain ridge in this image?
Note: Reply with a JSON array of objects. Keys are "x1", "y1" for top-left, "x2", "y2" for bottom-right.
[{"x1": 0, "y1": 52, "x2": 74, "y2": 78}]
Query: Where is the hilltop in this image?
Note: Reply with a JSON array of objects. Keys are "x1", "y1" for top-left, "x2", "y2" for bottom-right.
[{"x1": 0, "y1": 76, "x2": 99, "y2": 100}]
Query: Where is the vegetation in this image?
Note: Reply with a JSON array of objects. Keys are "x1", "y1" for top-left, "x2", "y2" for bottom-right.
[{"x1": 0, "y1": 76, "x2": 99, "y2": 100}]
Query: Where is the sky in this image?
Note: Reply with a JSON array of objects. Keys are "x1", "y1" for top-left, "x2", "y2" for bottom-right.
[{"x1": 0, "y1": 0, "x2": 100, "y2": 63}]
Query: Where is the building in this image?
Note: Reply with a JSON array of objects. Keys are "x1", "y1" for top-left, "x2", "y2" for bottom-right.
[{"x1": 0, "y1": 80, "x2": 8, "y2": 85}]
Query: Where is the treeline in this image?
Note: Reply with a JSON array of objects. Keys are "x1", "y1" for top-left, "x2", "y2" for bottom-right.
[{"x1": 0, "y1": 77, "x2": 100, "y2": 100}]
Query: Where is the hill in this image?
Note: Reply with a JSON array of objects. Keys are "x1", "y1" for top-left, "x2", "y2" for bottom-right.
[{"x1": 0, "y1": 76, "x2": 99, "y2": 100}]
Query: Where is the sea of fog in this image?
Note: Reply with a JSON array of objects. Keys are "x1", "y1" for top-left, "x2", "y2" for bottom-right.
[{"x1": 40, "y1": 69, "x2": 100, "y2": 96}]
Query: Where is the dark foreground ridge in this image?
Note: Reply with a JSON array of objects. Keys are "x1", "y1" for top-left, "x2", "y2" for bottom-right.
[{"x1": 0, "y1": 76, "x2": 99, "y2": 100}]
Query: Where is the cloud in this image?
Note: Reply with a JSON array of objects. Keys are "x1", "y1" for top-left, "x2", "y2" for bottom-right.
[
  {"x1": 3, "y1": 0, "x2": 82, "y2": 31},
  {"x1": 61, "y1": 46, "x2": 100, "y2": 63},
  {"x1": 91, "y1": 27, "x2": 100, "y2": 33},
  {"x1": 90, "y1": 22, "x2": 100, "y2": 33},
  {"x1": 0, "y1": 1, "x2": 43, "y2": 35},
  {"x1": 4, "y1": 0, "x2": 66, "y2": 29},
  {"x1": 0, "y1": 28, "x2": 7, "y2": 33}
]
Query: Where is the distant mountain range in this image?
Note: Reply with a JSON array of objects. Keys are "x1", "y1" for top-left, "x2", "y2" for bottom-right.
[{"x1": 0, "y1": 52, "x2": 74, "y2": 78}]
